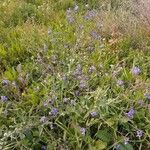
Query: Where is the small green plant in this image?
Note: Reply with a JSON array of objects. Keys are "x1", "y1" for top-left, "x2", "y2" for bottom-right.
[{"x1": 0, "y1": 0, "x2": 150, "y2": 149}]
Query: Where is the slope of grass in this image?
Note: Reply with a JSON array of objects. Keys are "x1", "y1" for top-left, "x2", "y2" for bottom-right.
[{"x1": 0, "y1": 0, "x2": 150, "y2": 149}]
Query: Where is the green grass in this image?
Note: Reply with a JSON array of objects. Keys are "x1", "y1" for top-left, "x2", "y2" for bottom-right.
[{"x1": 0, "y1": 0, "x2": 150, "y2": 149}]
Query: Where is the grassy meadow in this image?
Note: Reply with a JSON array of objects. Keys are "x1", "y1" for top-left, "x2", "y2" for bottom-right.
[{"x1": 0, "y1": 0, "x2": 150, "y2": 149}]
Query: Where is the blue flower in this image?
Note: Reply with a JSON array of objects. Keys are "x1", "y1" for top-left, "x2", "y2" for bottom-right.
[
  {"x1": 41, "y1": 145, "x2": 47, "y2": 150},
  {"x1": 80, "y1": 127, "x2": 86, "y2": 136},
  {"x1": 89, "y1": 66, "x2": 96, "y2": 74},
  {"x1": 1, "y1": 96, "x2": 8, "y2": 101},
  {"x1": 1, "y1": 80, "x2": 9, "y2": 86},
  {"x1": 136, "y1": 130, "x2": 143, "y2": 138},
  {"x1": 117, "y1": 80, "x2": 124, "y2": 86},
  {"x1": 66, "y1": 8, "x2": 74, "y2": 23},
  {"x1": 84, "y1": 10, "x2": 96, "y2": 20},
  {"x1": 125, "y1": 108, "x2": 135, "y2": 119},
  {"x1": 91, "y1": 31, "x2": 101, "y2": 40},
  {"x1": 40, "y1": 116, "x2": 47, "y2": 123},
  {"x1": 144, "y1": 93, "x2": 150, "y2": 100},
  {"x1": 131, "y1": 66, "x2": 141, "y2": 75},
  {"x1": 49, "y1": 108, "x2": 59, "y2": 116},
  {"x1": 90, "y1": 111, "x2": 97, "y2": 117},
  {"x1": 138, "y1": 100, "x2": 144, "y2": 106},
  {"x1": 79, "y1": 80, "x2": 88, "y2": 89}
]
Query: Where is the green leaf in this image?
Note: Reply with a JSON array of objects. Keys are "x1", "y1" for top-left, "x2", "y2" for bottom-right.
[
  {"x1": 119, "y1": 143, "x2": 134, "y2": 150},
  {"x1": 91, "y1": 140, "x2": 107, "y2": 150},
  {"x1": 96, "y1": 129, "x2": 113, "y2": 143}
]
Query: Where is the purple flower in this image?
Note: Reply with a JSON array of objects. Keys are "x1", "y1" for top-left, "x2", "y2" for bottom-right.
[
  {"x1": 124, "y1": 137, "x2": 129, "y2": 145},
  {"x1": 49, "y1": 108, "x2": 59, "y2": 116},
  {"x1": 1, "y1": 80, "x2": 9, "y2": 86},
  {"x1": 40, "y1": 116, "x2": 47, "y2": 123},
  {"x1": 117, "y1": 80, "x2": 124, "y2": 86},
  {"x1": 91, "y1": 31, "x2": 101, "y2": 40},
  {"x1": 90, "y1": 111, "x2": 97, "y2": 117},
  {"x1": 41, "y1": 145, "x2": 47, "y2": 150},
  {"x1": 66, "y1": 8, "x2": 74, "y2": 23},
  {"x1": 84, "y1": 10, "x2": 96, "y2": 20},
  {"x1": 131, "y1": 66, "x2": 141, "y2": 75},
  {"x1": 61, "y1": 75, "x2": 67, "y2": 81},
  {"x1": 125, "y1": 108, "x2": 135, "y2": 119},
  {"x1": 76, "y1": 64, "x2": 82, "y2": 71},
  {"x1": 79, "y1": 80, "x2": 88, "y2": 89},
  {"x1": 1, "y1": 96, "x2": 8, "y2": 101},
  {"x1": 80, "y1": 127, "x2": 86, "y2": 136},
  {"x1": 89, "y1": 66, "x2": 96, "y2": 74},
  {"x1": 144, "y1": 93, "x2": 150, "y2": 100},
  {"x1": 138, "y1": 100, "x2": 144, "y2": 106},
  {"x1": 136, "y1": 130, "x2": 143, "y2": 138},
  {"x1": 74, "y1": 64, "x2": 82, "y2": 76}
]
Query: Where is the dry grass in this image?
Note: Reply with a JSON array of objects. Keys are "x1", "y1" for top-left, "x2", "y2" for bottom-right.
[{"x1": 94, "y1": 0, "x2": 150, "y2": 50}]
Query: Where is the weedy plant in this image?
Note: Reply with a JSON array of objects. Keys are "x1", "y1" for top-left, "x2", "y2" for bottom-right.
[{"x1": 0, "y1": 0, "x2": 150, "y2": 150}]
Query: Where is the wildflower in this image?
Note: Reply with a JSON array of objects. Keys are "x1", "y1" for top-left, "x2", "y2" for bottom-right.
[
  {"x1": 136, "y1": 130, "x2": 143, "y2": 138},
  {"x1": 74, "y1": 64, "x2": 82, "y2": 76},
  {"x1": 79, "y1": 79, "x2": 88, "y2": 89},
  {"x1": 90, "y1": 111, "x2": 97, "y2": 117},
  {"x1": 66, "y1": 8, "x2": 74, "y2": 23},
  {"x1": 49, "y1": 108, "x2": 59, "y2": 116},
  {"x1": 138, "y1": 100, "x2": 144, "y2": 106},
  {"x1": 1, "y1": 79, "x2": 9, "y2": 86},
  {"x1": 41, "y1": 145, "x2": 47, "y2": 150},
  {"x1": 91, "y1": 31, "x2": 101, "y2": 40},
  {"x1": 89, "y1": 66, "x2": 96, "y2": 74},
  {"x1": 84, "y1": 10, "x2": 96, "y2": 20},
  {"x1": 1, "y1": 96, "x2": 8, "y2": 101},
  {"x1": 80, "y1": 127, "x2": 86, "y2": 136},
  {"x1": 124, "y1": 137, "x2": 129, "y2": 145},
  {"x1": 144, "y1": 93, "x2": 150, "y2": 100},
  {"x1": 131, "y1": 66, "x2": 141, "y2": 75},
  {"x1": 125, "y1": 108, "x2": 135, "y2": 119},
  {"x1": 61, "y1": 74, "x2": 67, "y2": 81},
  {"x1": 76, "y1": 64, "x2": 82, "y2": 71},
  {"x1": 117, "y1": 80, "x2": 124, "y2": 86},
  {"x1": 40, "y1": 116, "x2": 47, "y2": 123}
]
